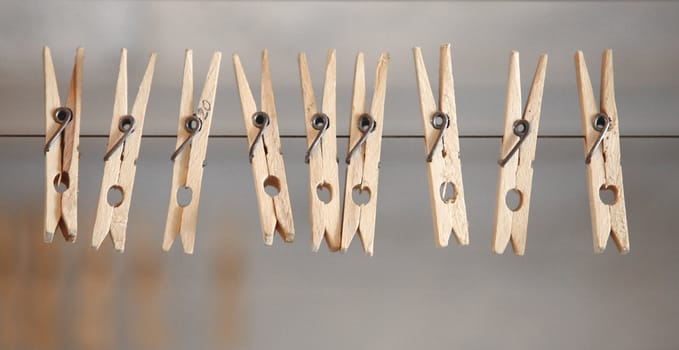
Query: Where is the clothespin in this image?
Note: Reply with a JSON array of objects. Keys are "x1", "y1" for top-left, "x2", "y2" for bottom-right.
[
  {"x1": 233, "y1": 50, "x2": 295, "y2": 245},
  {"x1": 298, "y1": 50, "x2": 341, "y2": 252},
  {"x1": 162, "y1": 50, "x2": 222, "y2": 254},
  {"x1": 413, "y1": 44, "x2": 469, "y2": 247},
  {"x1": 341, "y1": 52, "x2": 389, "y2": 256},
  {"x1": 575, "y1": 49, "x2": 629, "y2": 253},
  {"x1": 492, "y1": 51, "x2": 547, "y2": 255},
  {"x1": 43, "y1": 46, "x2": 83, "y2": 243},
  {"x1": 92, "y1": 49, "x2": 157, "y2": 252}
]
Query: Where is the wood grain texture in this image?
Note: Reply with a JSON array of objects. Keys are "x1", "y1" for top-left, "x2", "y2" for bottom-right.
[
  {"x1": 341, "y1": 52, "x2": 389, "y2": 256},
  {"x1": 233, "y1": 51, "x2": 295, "y2": 245},
  {"x1": 43, "y1": 46, "x2": 82, "y2": 243},
  {"x1": 92, "y1": 50, "x2": 156, "y2": 252},
  {"x1": 575, "y1": 50, "x2": 629, "y2": 253},
  {"x1": 492, "y1": 52, "x2": 547, "y2": 255},
  {"x1": 163, "y1": 50, "x2": 222, "y2": 254},
  {"x1": 298, "y1": 50, "x2": 341, "y2": 252},
  {"x1": 413, "y1": 44, "x2": 469, "y2": 248}
]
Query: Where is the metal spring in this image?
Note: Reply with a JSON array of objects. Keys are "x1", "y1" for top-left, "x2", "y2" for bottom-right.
[
  {"x1": 103, "y1": 115, "x2": 136, "y2": 161},
  {"x1": 346, "y1": 113, "x2": 377, "y2": 164},
  {"x1": 426, "y1": 111, "x2": 450, "y2": 162},
  {"x1": 44, "y1": 107, "x2": 73, "y2": 153},
  {"x1": 585, "y1": 113, "x2": 611, "y2": 164},
  {"x1": 498, "y1": 119, "x2": 531, "y2": 167},
  {"x1": 170, "y1": 114, "x2": 203, "y2": 161},
  {"x1": 304, "y1": 113, "x2": 330, "y2": 164},
  {"x1": 248, "y1": 111, "x2": 270, "y2": 163}
]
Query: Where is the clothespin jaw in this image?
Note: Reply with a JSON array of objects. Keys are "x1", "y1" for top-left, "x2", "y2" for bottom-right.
[
  {"x1": 492, "y1": 51, "x2": 547, "y2": 255},
  {"x1": 298, "y1": 49, "x2": 341, "y2": 252},
  {"x1": 340, "y1": 52, "x2": 389, "y2": 256},
  {"x1": 92, "y1": 49, "x2": 157, "y2": 252},
  {"x1": 574, "y1": 49, "x2": 629, "y2": 254},
  {"x1": 233, "y1": 50, "x2": 295, "y2": 246},
  {"x1": 413, "y1": 44, "x2": 469, "y2": 247},
  {"x1": 162, "y1": 50, "x2": 222, "y2": 254},
  {"x1": 43, "y1": 46, "x2": 83, "y2": 243}
]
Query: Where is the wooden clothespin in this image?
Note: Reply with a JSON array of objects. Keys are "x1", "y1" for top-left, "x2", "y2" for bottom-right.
[
  {"x1": 341, "y1": 52, "x2": 389, "y2": 256},
  {"x1": 233, "y1": 50, "x2": 295, "y2": 245},
  {"x1": 492, "y1": 51, "x2": 547, "y2": 255},
  {"x1": 92, "y1": 49, "x2": 157, "y2": 252},
  {"x1": 575, "y1": 49, "x2": 629, "y2": 253},
  {"x1": 162, "y1": 50, "x2": 222, "y2": 254},
  {"x1": 43, "y1": 46, "x2": 83, "y2": 243},
  {"x1": 413, "y1": 44, "x2": 469, "y2": 247},
  {"x1": 298, "y1": 50, "x2": 341, "y2": 252}
]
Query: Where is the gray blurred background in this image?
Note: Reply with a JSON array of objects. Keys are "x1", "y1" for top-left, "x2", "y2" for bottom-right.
[{"x1": 0, "y1": 1, "x2": 678, "y2": 349}]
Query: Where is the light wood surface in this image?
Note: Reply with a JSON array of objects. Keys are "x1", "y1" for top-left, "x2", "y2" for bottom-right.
[
  {"x1": 413, "y1": 44, "x2": 469, "y2": 247},
  {"x1": 43, "y1": 46, "x2": 83, "y2": 243},
  {"x1": 92, "y1": 49, "x2": 157, "y2": 252},
  {"x1": 493, "y1": 52, "x2": 547, "y2": 255},
  {"x1": 162, "y1": 50, "x2": 222, "y2": 254},
  {"x1": 340, "y1": 52, "x2": 389, "y2": 256},
  {"x1": 575, "y1": 49, "x2": 629, "y2": 253},
  {"x1": 298, "y1": 50, "x2": 341, "y2": 252},
  {"x1": 233, "y1": 51, "x2": 295, "y2": 245}
]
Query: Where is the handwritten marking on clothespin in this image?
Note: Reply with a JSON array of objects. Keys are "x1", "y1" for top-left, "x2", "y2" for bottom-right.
[
  {"x1": 233, "y1": 50, "x2": 295, "y2": 245},
  {"x1": 162, "y1": 50, "x2": 222, "y2": 254},
  {"x1": 413, "y1": 44, "x2": 469, "y2": 247},
  {"x1": 340, "y1": 52, "x2": 389, "y2": 256},
  {"x1": 575, "y1": 49, "x2": 629, "y2": 254},
  {"x1": 92, "y1": 49, "x2": 156, "y2": 252},
  {"x1": 493, "y1": 51, "x2": 547, "y2": 255},
  {"x1": 43, "y1": 46, "x2": 83, "y2": 243},
  {"x1": 298, "y1": 50, "x2": 341, "y2": 252}
]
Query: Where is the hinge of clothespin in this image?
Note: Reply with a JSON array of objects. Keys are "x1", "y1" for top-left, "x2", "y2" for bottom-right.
[
  {"x1": 43, "y1": 46, "x2": 83, "y2": 243},
  {"x1": 92, "y1": 49, "x2": 157, "y2": 252},
  {"x1": 413, "y1": 44, "x2": 469, "y2": 248},
  {"x1": 493, "y1": 51, "x2": 548, "y2": 255},
  {"x1": 341, "y1": 52, "x2": 389, "y2": 256},
  {"x1": 233, "y1": 50, "x2": 295, "y2": 246},
  {"x1": 575, "y1": 49, "x2": 629, "y2": 254},
  {"x1": 298, "y1": 49, "x2": 341, "y2": 252},
  {"x1": 162, "y1": 50, "x2": 222, "y2": 254}
]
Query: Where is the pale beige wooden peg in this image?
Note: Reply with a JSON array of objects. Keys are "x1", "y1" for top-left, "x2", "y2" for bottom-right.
[
  {"x1": 413, "y1": 44, "x2": 469, "y2": 247},
  {"x1": 298, "y1": 50, "x2": 341, "y2": 252},
  {"x1": 43, "y1": 46, "x2": 83, "y2": 243},
  {"x1": 92, "y1": 49, "x2": 156, "y2": 252},
  {"x1": 162, "y1": 50, "x2": 222, "y2": 254},
  {"x1": 233, "y1": 50, "x2": 295, "y2": 245},
  {"x1": 492, "y1": 51, "x2": 547, "y2": 255},
  {"x1": 574, "y1": 49, "x2": 629, "y2": 254},
  {"x1": 341, "y1": 52, "x2": 389, "y2": 256}
]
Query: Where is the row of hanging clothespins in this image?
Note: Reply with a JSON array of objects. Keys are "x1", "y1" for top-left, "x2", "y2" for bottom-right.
[{"x1": 44, "y1": 44, "x2": 629, "y2": 256}]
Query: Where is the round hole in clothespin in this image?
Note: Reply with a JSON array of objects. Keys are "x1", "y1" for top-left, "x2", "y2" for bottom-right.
[
  {"x1": 176, "y1": 186, "x2": 193, "y2": 207},
  {"x1": 351, "y1": 185, "x2": 371, "y2": 206},
  {"x1": 106, "y1": 185, "x2": 124, "y2": 208},
  {"x1": 599, "y1": 185, "x2": 618, "y2": 205},
  {"x1": 505, "y1": 188, "x2": 523, "y2": 212},
  {"x1": 439, "y1": 181, "x2": 457, "y2": 204},
  {"x1": 53, "y1": 172, "x2": 70, "y2": 193},
  {"x1": 53, "y1": 107, "x2": 73, "y2": 124},
  {"x1": 316, "y1": 182, "x2": 332, "y2": 204},
  {"x1": 263, "y1": 176, "x2": 280, "y2": 197}
]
